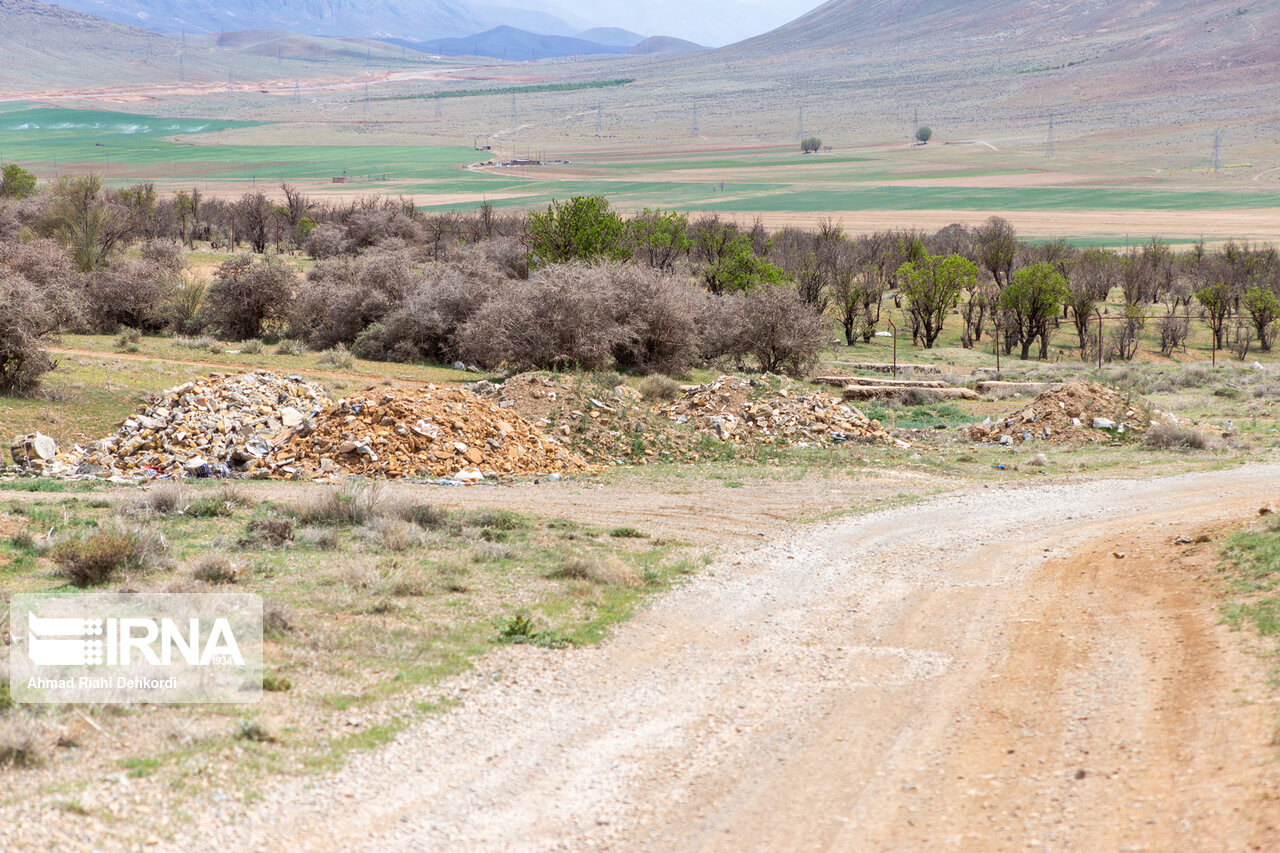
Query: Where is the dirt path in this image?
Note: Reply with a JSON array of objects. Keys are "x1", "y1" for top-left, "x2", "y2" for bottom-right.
[{"x1": 179, "y1": 466, "x2": 1280, "y2": 851}]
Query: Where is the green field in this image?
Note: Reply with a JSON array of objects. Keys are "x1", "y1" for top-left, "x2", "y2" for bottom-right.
[{"x1": 4, "y1": 104, "x2": 1279, "y2": 231}]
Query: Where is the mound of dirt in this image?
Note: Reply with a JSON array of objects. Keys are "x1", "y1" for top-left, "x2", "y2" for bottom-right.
[
  {"x1": 969, "y1": 382, "x2": 1150, "y2": 445},
  {"x1": 470, "y1": 373, "x2": 700, "y2": 465},
  {"x1": 274, "y1": 385, "x2": 591, "y2": 480},
  {"x1": 666, "y1": 376, "x2": 894, "y2": 446},
  {"x1": 60, "y1": 372, "x2": 332, "y2": 479}
]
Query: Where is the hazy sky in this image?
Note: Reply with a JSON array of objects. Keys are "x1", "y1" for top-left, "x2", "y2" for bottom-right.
[{"x1": 518, "y1": 0, "x2": 829, "y2": 46}]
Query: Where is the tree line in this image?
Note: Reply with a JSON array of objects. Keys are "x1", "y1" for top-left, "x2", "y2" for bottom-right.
[{"x1": 1, "y1": 167, "x2": 1277, "y2": 394}]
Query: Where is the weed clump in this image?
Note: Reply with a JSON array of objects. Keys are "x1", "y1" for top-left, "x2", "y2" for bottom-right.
[
  {"x1": 1145, "y1": 421, "x2": 1209, "y2": 451},
  {"x1": 54, "y1": 524, "x2": 168, "y2": 587}
]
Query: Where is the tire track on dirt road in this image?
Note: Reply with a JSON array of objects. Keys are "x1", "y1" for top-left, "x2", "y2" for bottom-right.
[{"x1": 182, "y1": 465, "x2": 1280, "y2": 852}]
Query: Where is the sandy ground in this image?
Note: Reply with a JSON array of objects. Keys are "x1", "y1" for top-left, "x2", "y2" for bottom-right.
[{"x1": 161, "y1": 464, "x2": 1280, "y2": 852}]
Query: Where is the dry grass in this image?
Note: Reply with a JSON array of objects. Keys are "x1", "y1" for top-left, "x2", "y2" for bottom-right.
[
  {"x1": 0, "y1": 717, "x2": 50, "y2": 770},
  {"x1": 550, "y1": 553, "x2": 641, "y2": 588},
  {"x1": 1145, "y1": 421, "x2": 1210, "y2": 450},
  {"x1": 639, "y1": 375, "x2": 682, "y2": 401},
  {"x1": 188, "y1": 552, "x2": 243, "y2": 584},
  {"x1": 53, "y1": 522, "x2": 168, "y2": 587}
]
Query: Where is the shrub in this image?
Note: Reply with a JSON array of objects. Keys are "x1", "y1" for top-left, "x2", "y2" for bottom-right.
[
  {"x1": 0, "y1": 717, "x2": 49, "y2": 769},
  {"x1": 262, "y1": 600, "x2": 294, "y2": 635},
  {"x1": 275, "y1": 338, "x2": 305, "y2": 356},
  {"x1": 54, "y1": 524, "x2": 168, "y2": 587},
  {"x1": 303, "y1": 223, "x2": 346, "y2": 259},
  {"x1": 120, "y1": 482, "x2": 188, "y2": 516},
  {"x1": 607, "y1": 265, "x2": 707, "y2": 375},
  {"x1": 549, "y1": 554, "x2": 640, "y2": 587},
  {"x1": 83, "y1": 259, "x2": 175, "y2": 333},
  {"x1": 639, "y1": 375, "x2": 682, "y2": 401},
  {"x1": 317, "y1": 344, "x2": 355, "y2": 369},
  {"x1": 240, "y1": 338, "x2": 264, "y2": 354},
  {"x1": 375, "y1": 257, "x2": 510, "y2": 363},
  {"x1": 0, "y1": 274, "x2": 58, "y2": 395},
  {"x1": 735, "y1": 286, "x2": 828, "y2": 376},
  {"x1": 203, "y1": 255, "x2": 295, "y2": 340},
  {"x1": 1145, "y1": 421, "x2": 1209, "y2": 450},
  {"x1": 290, "y1": 482, "x2": 385, "y2": 527},
  {"x1": 139, "y1": 238, "x2": 186, "y2": 273},
  {"x1": 189, "y1": 553, "x2": 242, "y2": 584},
  {"x1": 246, "y1": 517, "x2": 295, "y2": 546},
  {"x1": 526, "y1": 196, "x2": 630, "y2": 267},
  {"x1": 455, "y1": 264, "x2": 621, "y2": 371},
  {"x1": 288, "y1": 250, "x2": 416, "y2": 350}
]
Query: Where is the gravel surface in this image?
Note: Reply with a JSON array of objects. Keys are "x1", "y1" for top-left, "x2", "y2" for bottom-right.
[{"x1": 161, "y1": 464, "x2": 1280, "y2": 852}]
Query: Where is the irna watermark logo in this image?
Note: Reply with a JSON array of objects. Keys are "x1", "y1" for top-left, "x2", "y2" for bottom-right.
[{"x1": 10, "y1": 593, "x2": 262, "y2": 704}]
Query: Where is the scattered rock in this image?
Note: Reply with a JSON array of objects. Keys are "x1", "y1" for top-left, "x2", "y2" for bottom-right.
[
  {"x1": 1261, "y1": 504, "x2": 1275, "y2": 517},
  {"x1": 10, "y1": 432, "x2": 58, "y2": 469},
  {"x1": 1029, "y1": 453, "x2": 1048, "y2": 467},
  {"x1": 969, "y1": 382, "x2": 1152, "y2": 446},
  {"x1": 1175, "y1": 534, "x2": 1193, "y2": 545}
]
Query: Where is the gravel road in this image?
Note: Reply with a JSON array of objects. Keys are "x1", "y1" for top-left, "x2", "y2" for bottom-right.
[{"x1": 180, "y1": 465, "x2": 1280, "y2": 852}]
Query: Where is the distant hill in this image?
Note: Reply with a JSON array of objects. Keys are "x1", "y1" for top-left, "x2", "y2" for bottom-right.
[
  {"x1": 404, "y1": 25, "x2": 629, "y2": 60},
  {"x1": 0, "y1": 0, "x2": 288, "y2": 89},
  {"x1": 574, "y1": 27, "x2": 644, "y2": 48},
  {"x1": 627, "y1": 35, "x2": 703, "y2": 55},
  {"x1": 36, "y1": 0, "x2": 578, "y2": 42},
  {"x1": 205, "y1": 28, "x2": 437, "y2": 62}
]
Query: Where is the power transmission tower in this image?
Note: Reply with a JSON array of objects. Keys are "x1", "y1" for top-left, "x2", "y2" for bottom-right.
[
  {"x1": 435, "y1": 98, "x2": 441, "y2": 118},
  {"x1": 797, "y1": 105, "x2": 804, "y2": 141},
  {"x1": 512, "y1": 92, "x2": 517, "y2": 124},
  {"x1": 913, "y1": 107, "x2": 919, "y2": 143},
  {"x1": 1212, "y1": 128, "x2": 1223, "y2": 173},
  {"x1": 293, "y1": 81, "x2": 301, "y2": 104},
  {"x1": 1046, "y1": 112, "x2": 1056, "y2": 160},
  {"x1": 596, "y1": 104, "x2": 602, "y2": 133},
  {"x1": 364, "y1": 82, "x2": 369, "y2": 113},
  {"x1": 692, "y1": 104, "x2": 699, "y2": 137}
]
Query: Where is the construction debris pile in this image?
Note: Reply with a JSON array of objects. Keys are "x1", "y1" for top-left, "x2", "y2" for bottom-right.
[
  {"x1": 49, "y1": 372, "x2": 332, "y2": 480},
  {"x1": 469, "y1": 373, "x2": 699, "y2": 464},
  {"x1": 969, "y1": 382, "x2": 1151, "y2": 445},
  {"x1": 274, "y1": 385, "x2": 590, "y2": 480},
  {"x1": 665, "y1": 376, "x2": 894, "y2": 446}
]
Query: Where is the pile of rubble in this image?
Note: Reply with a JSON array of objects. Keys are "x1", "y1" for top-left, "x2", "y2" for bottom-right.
[
  {"x1": 35, "y1": 373, "x2": 332, "y2": 480},
  {"x1": 469, "y1": 373, "x2": 699, "y2": 464},
  {"x1": 274, "y1": 385, "x2": 590, "y2": 480},
  {"x1": 665, "y1": 376, "x2": 894, "y2": 446},
  {"x1": 969, "y1": 381, "x2": 1151, "y2": 445}
]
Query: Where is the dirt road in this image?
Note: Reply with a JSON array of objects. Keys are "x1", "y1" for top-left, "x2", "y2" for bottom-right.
[{"x1": 183, "y1": 466, "x2": 1280, "y2": 852}]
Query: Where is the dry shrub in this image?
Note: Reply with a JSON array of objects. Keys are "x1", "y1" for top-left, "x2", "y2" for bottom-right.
[
  {"x1": 0, "y1": 273, "x2": 58, "y2": 395},
  {"x1": 263, "y1": 600, "x2": 294, "y2": 635},
  {"x1": 639, "y1": 375, "x2": 682, "y2": 401},
  {"x1": 1145, "y1": 421, "x2": 1209, "y2": 451},
  {"x1": 140, "y1": 238, "x2": 185, "y2": 272},
  {"x1": 296, "y1": 525, "x2": 340, "y2": 549},
  {"x1": 247, "y1": 517, "x2": 295, "y2": 547},
  {"x1": 119, "y1": 482, "x2": 189, "y2": 517},
  {"x1": 550, "y1": 553, "x2": 640, "y2": 587},
  {"x1": 303, "y1": 223, "x2": 346, "y2": 259},
  {"x1": 290, "y1": 482, "x2": 386, "y2": 527},
  {"x1": 371, "y1": 257, "x2": 510, "y2": 363},
  {"x1": 53, "y1": 523, "x2": 168, "y2": 587},
  {"x1": 359, "y1": 517, "x2": 423, "y2": 552},
  {"x1": 0, "y1": 717, "x2": 51, "y2": 769},
  {"x1": 189, "y1": 553, "x2": 243, "y2": 584},
  {"x1": 202, "y1": 255, "x2": 295, "y2": 341},
  {"x1": 608, "y1": 265, "x2": 706, "y2": 375},
  {"x1": 735, "y1": 286, "x2": 828, "y2": 376},
  {"x1": 288, "y1": 250, "x2": 416, "y2": 350},
  {"x1": 83, "y1": 259, "x2": 174, "y2": 332},
  {"x1": 455, "y1": 263, "x2": 620, "y2": 371}
]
